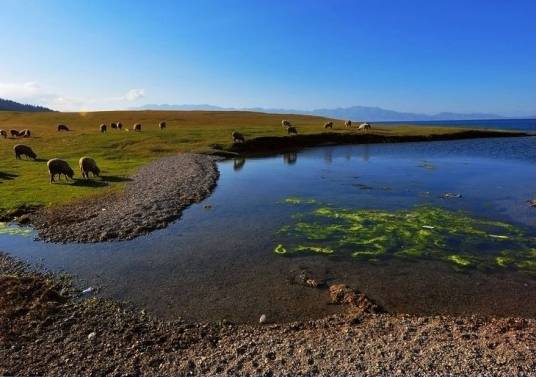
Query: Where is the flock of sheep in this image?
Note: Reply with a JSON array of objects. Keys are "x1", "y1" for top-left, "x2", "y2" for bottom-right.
[
  {"x1": 98, "y1": 121, "x2": 166, "y2": 133},
  {"x1": 2, "y1": 120, "x2": 168, "y2": 183},
  {"x1": 232, "y1": 119, "x2": 372, "y2": 143},
  {"x1": 2, "y1": 118, "x2": 372, "y2": 183}
]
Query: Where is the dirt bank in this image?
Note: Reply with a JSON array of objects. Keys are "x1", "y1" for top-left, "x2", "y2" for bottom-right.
[
  {"x1": 1, "y1": 253, "x2": 535, "y2": 376},
  {"x1": 225, "y1": 129, "x2": 531, "y2": 156},
  {"x1": 30, "y1": 153, "x2": 219, "y2": 243}
]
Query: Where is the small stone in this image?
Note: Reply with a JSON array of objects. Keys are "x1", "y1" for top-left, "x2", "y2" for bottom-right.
[
  {"x1": 81, "y1": 287, "x2": 94, "y2": 295},
  {"x1": 87, "y1": 332, "x2": 96, "y2": 341},
  {"x1": 259, "y1": 314, "x2": 267, "y2": 324}
]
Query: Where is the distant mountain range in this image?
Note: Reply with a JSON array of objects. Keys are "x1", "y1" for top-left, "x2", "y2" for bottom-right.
[
  {"x1": 0, "y1": 98, "x2": 54, "y2": 112},
  {"x1": 132, "y1": 104, "x2": 505, "y2": 122}
]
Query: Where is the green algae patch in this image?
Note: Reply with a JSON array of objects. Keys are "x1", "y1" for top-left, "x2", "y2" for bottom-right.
[
  {"x1": 496, "y1": 256, "x2": 514, "y2": 267},
  {"x1": 274, "y1": 244, "x2": 287, "y2": 254},
  {"x1": 0, "y1": 222, "x2": 33, "y2": 237},
  {"x1": 274, "y1": 203, "x2": 536, "y2": 272},
  {"x1": 447, "y1": 255, "x2": 472, "y2": 267},
  {"x1": 282, "y1": 197, "x2": 318, "y2": 205},
  {"x1": 295, "y1": 245, "x2": 334, "y2": 254}
]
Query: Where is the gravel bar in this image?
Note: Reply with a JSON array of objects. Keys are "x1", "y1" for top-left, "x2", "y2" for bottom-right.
[{"x1": 31, "y1": 153, "x2": 219, "y2": 243}]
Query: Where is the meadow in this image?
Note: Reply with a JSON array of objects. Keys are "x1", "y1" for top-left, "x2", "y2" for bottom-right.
[{"x1": 0, "y1": 110, "x2": 514, "y2": 215}]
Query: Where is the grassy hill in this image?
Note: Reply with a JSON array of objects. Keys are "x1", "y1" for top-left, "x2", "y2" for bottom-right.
[{"x1": 0, "y1": 110, "x2": 522, "y2": 215}]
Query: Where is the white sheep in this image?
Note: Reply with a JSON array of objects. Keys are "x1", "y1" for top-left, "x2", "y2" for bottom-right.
[{"x1": 358, "y1": 122, "x2": 371, "y2": 132}]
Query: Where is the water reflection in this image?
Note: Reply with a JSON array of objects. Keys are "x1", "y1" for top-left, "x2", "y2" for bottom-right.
[
  {"x1": 283, "y1": 151, "x2": 297, "y2": 165},
  {"x1": 323, "y1": 149, "x2": 332, "y2": 164},
  {"x1": 233, "y1": 157, "x2": 246, "y2": 171},
  {"x1": 360, "y1": 144, "x2": 370, "y2": 162}
]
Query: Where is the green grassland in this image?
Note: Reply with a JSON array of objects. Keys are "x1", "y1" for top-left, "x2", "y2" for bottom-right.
[{"x1": 0, "y1": 110, "x2": 519, "y2": 214}]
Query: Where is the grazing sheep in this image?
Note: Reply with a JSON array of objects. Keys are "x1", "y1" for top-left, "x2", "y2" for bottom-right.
[
  {"x1": 100, "y1": 124, "x2": 107, "y2": 133},
  {"x1": 10, "y1": 129, "x2": 20, "y2": 137},
  {"x1": 232, "y1": 131, "x2": 245, "y2": 143},
  {"x1": 57, "y1": 124, "x2": 69, "y2": 132},
  {"x1": 345, "y1": 120, "x2": 352, "y2": 128},
  {"x1": 0, "y1": 130, "x2": 7, "y2": 138},
  {"x1": 358, "y1": 122, "x2": 371, "y2": 132},
  {"x1": 324, "y1": 121, "x2": 333, "y2": 129},
  {"x1": 79, "y1": 156, "x2": 101, "y2": 179},
  {"x1": 117, "y1": 122, "x2": 123, "y2": 130},
  {"x1": 20, "y1": 129, "x2": 31, "y2": 138},
  {"x1": 110, "y1": 122, "x2": 117, "y2": 129},
  {"x1": 159, "y1": 121, "x2": 166, "y2": 130},
  {"x1": 282, "y1": 120, "x2": 291, "y2": 128},
  {"x1": 287, "y1": 126, "x2": 298, "y2": 135},
  {"x1": 133, "y1": 123, "x2": 142, "y2": 131},
  {"x1": 13, "y1": 144, "x2": 37, "y2": 160},
  {"x1": 47, "y1": 159, "x2": 74, "y2": 183}
]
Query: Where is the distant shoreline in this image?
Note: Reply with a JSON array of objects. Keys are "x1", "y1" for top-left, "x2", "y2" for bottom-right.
[{"x1": 223, "y1": 128, "x2": 532, "y2": 157}]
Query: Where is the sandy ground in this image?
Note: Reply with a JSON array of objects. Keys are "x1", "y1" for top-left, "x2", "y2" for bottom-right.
[
  {"x1": 30, "y1": 153, "x2": 219, "y2": 243},
  {"x1": 1, "y1": 253, "x2": 535, "y2": 377}
]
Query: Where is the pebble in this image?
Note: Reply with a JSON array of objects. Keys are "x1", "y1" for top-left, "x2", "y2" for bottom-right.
[
  {"x1": 81, "y1": 287, "x2": 94, "y2": 294},
  {"x1": 259, "y1": 314, "x2": 267, "y2": 324},
  {"x1": 87, "y1": 332, "x2": 96, "y2": 341}
]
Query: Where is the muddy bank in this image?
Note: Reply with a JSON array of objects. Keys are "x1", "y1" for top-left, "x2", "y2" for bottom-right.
[
  {"x1": 225, "y1": 129, "x2": 531, "y2": 155},
  {"x1": 30, "y1": 153, "x2": 219, "y2": 243},
  {"x1": 2, "y1": 253, "x2": 535, "y2": 376}
]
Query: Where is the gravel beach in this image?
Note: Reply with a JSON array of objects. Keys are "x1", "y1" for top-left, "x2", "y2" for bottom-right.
[
  {"x1": 1, "y1": 253, "x2": 535, "y2": 377},
  {"x1": 30, "y1": 153, "x2": 219, "y2": 243}
]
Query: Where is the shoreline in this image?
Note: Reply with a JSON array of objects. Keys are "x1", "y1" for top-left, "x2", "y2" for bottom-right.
[
  {"x1": 2, "y1": 252, "x2": 535, "y2": 376},
  {"x1": 222, "y1": 129, "x2": 531, "y2": 156}
]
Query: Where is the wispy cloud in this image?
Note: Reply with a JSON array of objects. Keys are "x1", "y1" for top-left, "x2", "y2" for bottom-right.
[
  {"x1": 124, "y1": 89, "x2": 145, "y2": 101},
  {"x1": 0, "y1": 81, "x2": 57, "y2": 103},
  {"x1": 0, "y1": 81, "x2": 146, "y2": 111}
]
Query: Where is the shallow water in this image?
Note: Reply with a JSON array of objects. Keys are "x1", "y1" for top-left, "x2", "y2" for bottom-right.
[{"x1": 1, "y1": 137, "x2": 536, "y2": 323}]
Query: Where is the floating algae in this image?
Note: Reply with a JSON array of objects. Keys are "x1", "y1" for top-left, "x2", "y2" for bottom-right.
[
  {"x1": 275, "y1": 201, "x2": 536, "y2": 272},
  {"x1": 447, "y1": 255, "x2": 472, "y2": 267},
  {"x1": 282, "y1": 197, "x2": 318, "y2": 205},
  {"x1": 274, "y1": 244, "x2": 287, "y2": 254},
  {"x1": 0, "y1": 222, "x2": 33, "y2": 237}
]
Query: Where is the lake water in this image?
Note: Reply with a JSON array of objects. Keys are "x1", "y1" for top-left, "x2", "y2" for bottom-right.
[
  {"x1": 380, "y1": 118, "x2": 536, "y2": 132},
  {"x1": 1, "y1": 136, "x2": 535, "y2": 323}
]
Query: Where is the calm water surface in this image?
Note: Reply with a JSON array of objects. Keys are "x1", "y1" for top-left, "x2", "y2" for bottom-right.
[
  {"x1": 380, "y1": 118, "x2": 536, "y2": 132},
  {"x1": 1, "y1": 137, "x2": 535, "y2": 323}
]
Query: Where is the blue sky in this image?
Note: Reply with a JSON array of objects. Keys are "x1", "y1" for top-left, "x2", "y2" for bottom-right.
[{"x1": 0, "y1": 0, "x2": 535, "y2": 115}]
